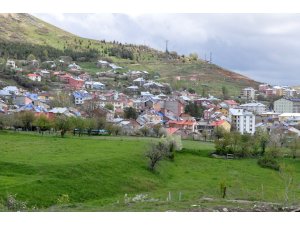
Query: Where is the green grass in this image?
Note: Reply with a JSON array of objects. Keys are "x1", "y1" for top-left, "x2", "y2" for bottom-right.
[{"x1": 0, "y1": 131, "x2": 299, "y2": 211}]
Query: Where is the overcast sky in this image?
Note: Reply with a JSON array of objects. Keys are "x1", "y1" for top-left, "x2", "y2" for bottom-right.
[{"x1": 34, "y1": 13, "x2": 300, "y2": 86}]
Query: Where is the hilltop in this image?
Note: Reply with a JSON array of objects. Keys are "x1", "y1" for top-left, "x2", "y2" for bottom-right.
[{"x1": 0, "y1": 13, "x2": 260, "y2": 95}]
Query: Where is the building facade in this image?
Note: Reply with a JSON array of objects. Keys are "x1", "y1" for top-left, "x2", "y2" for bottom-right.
[
  {"x1": 229, "y1": 108, "x2": 255, "y2": 134},
  {"x1": 239, "y1": 102, "x2": 266, "y2": 114},
  {"x1": 241, "y1": 87, "x2": 256, "y2": 100},
  {"x1": 274, "y1": 98, "x2": 300, "y2": 113}
]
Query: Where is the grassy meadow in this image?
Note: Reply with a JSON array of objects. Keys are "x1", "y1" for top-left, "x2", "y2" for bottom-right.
[{"x1": 0, "y1": 131, "x2": 299, "y2": 211}]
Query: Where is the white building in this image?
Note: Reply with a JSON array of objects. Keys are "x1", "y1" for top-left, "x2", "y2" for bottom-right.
[
  {"x1": 274, "y1": 98, "x2": 300, "y2": 113},
  {"x1": 3, "y1": 86, "x2": 19, "y2": 95},
  {"x1": 6, "y1": 60, "x2": 16, "y2": 69},
  {"x1": 229, "y1": 108, "x2": 255, "y2": 134},
  {"x1": 278, "y1": 113, "x2": 300, "y2": 122},
  {"x1": 27, "y1": 73, "x2": 42, "y2": 82},
  {"x1": 239, "y1": 102, "x2": 266, "y2": 114},
  {"x1": 241, "y1": 87, "x2": 256, "y2": 100}
]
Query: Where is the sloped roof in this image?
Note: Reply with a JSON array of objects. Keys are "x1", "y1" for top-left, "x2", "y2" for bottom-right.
[{"x1": 166, "y1": 127, "x2": 179, "y2": 135}]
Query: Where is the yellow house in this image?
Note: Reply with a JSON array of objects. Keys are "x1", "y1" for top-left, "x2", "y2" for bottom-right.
[
  {"x1": 216, "y1": 108, "x2": 229, "y2": 117},
  {"x1": 210, "y1": 120, "x2": 231, "y2": 132}
]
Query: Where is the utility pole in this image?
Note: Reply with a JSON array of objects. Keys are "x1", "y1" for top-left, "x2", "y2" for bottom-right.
[
  {"x1": 209, "y1": 52, "x2": 212, "y2": 64},
  {"x1": 165, "y1": 40, "x2": 169, "y2": 53}
]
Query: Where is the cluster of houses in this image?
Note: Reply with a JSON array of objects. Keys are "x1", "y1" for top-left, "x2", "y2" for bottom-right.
[
  {"x1": 240, "y1": 84, "x2": 298, "y2": 100},
  {"x1": 2, "y1": 58, "x2": 300, "y2": 139}
]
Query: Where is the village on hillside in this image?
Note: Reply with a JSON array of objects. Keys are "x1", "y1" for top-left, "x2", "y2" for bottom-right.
[{"x1": 1, "y1": 57, "x2": 300, "y2": 140}]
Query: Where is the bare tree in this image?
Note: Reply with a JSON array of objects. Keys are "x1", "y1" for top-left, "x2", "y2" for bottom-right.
[{"x1": 145, "y1": 141, "x2": 168, "y2": 171}]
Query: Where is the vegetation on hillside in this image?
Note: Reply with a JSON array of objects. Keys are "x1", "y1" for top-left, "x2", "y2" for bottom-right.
[{"x1": 0, "y1": 13, "x2": 260, "y2": 95}]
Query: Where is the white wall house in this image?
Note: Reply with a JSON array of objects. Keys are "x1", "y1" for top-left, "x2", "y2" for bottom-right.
[
  {"x1": 241, "y1": 87, "x2": 256, "y2": 100},
  {"x1": 239, "y1": 102, "x2": 266, "y2": 114},
  {"x1": 274, "y1": 98, "x2": 300, "y2": 113},
  {"x1": 229, "y1": 108, "x2": 255, "y2": 134}
]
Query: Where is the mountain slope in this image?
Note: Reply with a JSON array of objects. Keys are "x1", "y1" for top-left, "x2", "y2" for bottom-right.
[{"x1": 0, "y1": 13, "x2": 260, "y2": 96}]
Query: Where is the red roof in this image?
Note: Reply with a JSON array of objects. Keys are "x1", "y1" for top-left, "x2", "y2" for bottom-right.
[
  {"x1": 210, "y1": 120, "x2": 226, "y2": 127},
  {"x1": 27, "y1": 73, "x2": 40, "y2": 77},
  {"x1": 166, "y1": 128, "x2": 179, "y2": 134},
  {"x1": 168, "y1": 120, "x2": 196, "y2": 126},
  {"x1": 224, "y1": 100, "x2": 238, "y2": 105}
]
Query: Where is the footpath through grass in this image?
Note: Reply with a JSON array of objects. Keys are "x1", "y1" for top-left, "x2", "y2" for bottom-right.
[{"x1": 0, "y1": 131, "x2": 299, "y2": 211}]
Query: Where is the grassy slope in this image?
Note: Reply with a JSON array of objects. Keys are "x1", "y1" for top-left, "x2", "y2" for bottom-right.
[
  {"x1": 0, "y1": 14, "x2": 259, "y2": 95},
  {"x1": 0, "y1": 131, "x2": 299, "y2": 211}
]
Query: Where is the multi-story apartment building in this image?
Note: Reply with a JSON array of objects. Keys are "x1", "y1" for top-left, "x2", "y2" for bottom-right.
[
  {"x1": 239, "y1": 102, "x2": 266, "y2": 114},
  {"x1": 274, "y1": 98, "x2": 300, "y2": 113},
  {"x1": 241, "y1": 87, "x2": 256, "y2": 100},
  {"x1": 229, "y1": 108, "x2": 255, "y2": 134}
]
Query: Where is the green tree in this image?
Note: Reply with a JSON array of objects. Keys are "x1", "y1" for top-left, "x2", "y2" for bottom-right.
[
  {"x1": 104, "y1": 103, "x2": 114, "y2": 111},
  {"x1": 27, "y1": 54, "x2": 36, "y2": 61},
  {"x1": 71, "y1": 117, "x2": 87, "y2": 136},
  {"x1": 34, "y1": 115, "x2": 52, "y2": 134},
  {"x1": 140, "y1": 126, "x2": 150, "y2": 137},
  {"x1": 152, "y1": 124, "x2": 162, "y2": 137},
  {"x1": 255, "y1": 128, "x2": 269, "y2": 156},
  {"x1": 145, "y1": 140, "x2": 168, "y2": 171},
  {"x1": 222, "y1": 86, "x2": 229, "y2": 100},
  {"x1": 19, "y1": 111, "x2": 35, "y2": 131},
  {"x1": 123, "y1": 107, "x2": 138, "y2": 119},
  {"x1": 43, "y1": 49, "x2": 49, "y2": 60},
  {"x1": 55, "y1": 115, "x2": 73, "y2": 138},
  {"x1": 288, "y1": 137, "x2": 300, "y2": 159},
  {"x1": 184, "y1": 102, "x2": 204, "y2": 118}
]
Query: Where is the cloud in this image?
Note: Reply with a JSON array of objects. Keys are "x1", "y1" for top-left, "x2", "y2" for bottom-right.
[{"x1": 33, "y1": 13, "x2": 300, "y2": 86}]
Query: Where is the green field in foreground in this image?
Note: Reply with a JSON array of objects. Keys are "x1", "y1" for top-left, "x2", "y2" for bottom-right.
[{"x1": 0, "y1": 131, "x2": 299, "y2": 211}]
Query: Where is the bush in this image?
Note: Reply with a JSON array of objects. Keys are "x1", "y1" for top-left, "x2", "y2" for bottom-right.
[
  {"x1": 5, "y1": 194, "x2": 27, "y2": 211},
  {"x1": 57, "y1": 194, "x2": 70, "y2": 205},
  {"x1": 257, "y1": 157, "x2": 280, "y2": 171}
]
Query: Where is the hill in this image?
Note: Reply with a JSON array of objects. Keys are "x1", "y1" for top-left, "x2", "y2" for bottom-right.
[
  {"x1": 0, "y1": 13, "x2": 260, "y2": 95},
  {"x1": 0, "y1": 131, "x2": 299, "y2": 211}
]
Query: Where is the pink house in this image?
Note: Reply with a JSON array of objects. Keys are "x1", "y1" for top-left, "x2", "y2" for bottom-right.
[
  {"x1": 68, "y1": 77, "x2": 84, "y2": 89},
  {"x1": 224, "y1": 100, "x2": 239, "y2": 108}
]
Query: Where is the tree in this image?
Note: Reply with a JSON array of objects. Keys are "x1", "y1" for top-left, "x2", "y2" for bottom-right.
[
  {"x1": 34, "y1": 115, "x2": 52, "y2": 135},
  {"x1": 165, "y1": 135, "x2": 183, "y2": 160},
  {"x1": 145, "y1": 140, "x2": 168, "y2": 171},
  {"x1": 71, "y1": 117, "x2": 86, "y2": 136},
  {"x1": 255, "y1": 128, "x2": 269, "y2": 156},
  {"x1": 184, "y1": 102, "x2": 204, "y2": 118},
  {"x1": 124, "y1": 107, "x2": 138, "y2": 120},
  {"x1": 19, "y1": 111, "x2": 35, "y2": 131},
  {"x1": 49, "y1": 92, "x2": 72, "y2": 108},
  {"x1": 43, "y1": 49, "x2": 49, "y2": 60},
  {"x1": 202, "y1": 130, "x2": 209, "y2": 142},
  {"x1": 140, "y1": 126, "x2": 150, "y2": 137},
  {"x1": 189, "y1": 53, "x2": 198, "y2": 61},
  {"x1": 288, "y1": 137, "x2": 300, "y2": 159},
  {"x1": 54, "y1": 115, "x2": 73, "y2": 138},
  {"x1": 214, "y1": 126, "x2": 226, "y2": 140},
  {"x1": 222, "y1": 86, "x2": 229, "y2": 100},
  {"x1": 104, "y1": 103, "x2": 114, "y2": 111},
  {"x1": 188, "y1": 88, "x2": 196, "y2": 94},
  {"x1": 27, "y1": 54, "x2": 36, "y2": 61},
  {"x1": 85, "y1": 118, "x2": 97, "y2": 135},
  {"x1": 152, "y1": 124, "x2": 162, "y2": 137}
]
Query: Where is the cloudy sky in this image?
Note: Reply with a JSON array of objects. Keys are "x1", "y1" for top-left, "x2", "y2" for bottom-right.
[{"x1": 34, "y1": 13, "x2": 300, "y2": 86}]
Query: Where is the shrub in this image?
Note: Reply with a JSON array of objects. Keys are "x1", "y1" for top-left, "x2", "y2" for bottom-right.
[
  {"x1": 57, "y1": 194, "x2": 70, "y2": 205},
  {"x1": 5, "y1": 194, "x2": 27, "y2": 211},
  {"x1": 257, "y1": 157, "x2": 280, "y2": 171}
]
